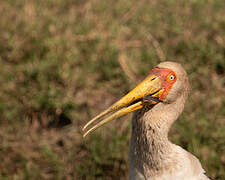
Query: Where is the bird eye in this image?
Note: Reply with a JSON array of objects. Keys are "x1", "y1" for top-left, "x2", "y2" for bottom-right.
[{"x1": 169, "y1": 74, "x2": 175, "y2": 81}]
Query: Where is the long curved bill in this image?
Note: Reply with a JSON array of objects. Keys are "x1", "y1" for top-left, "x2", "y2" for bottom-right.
[{"x1": 82, "y1": 74, "x2": 163, "y2": 137}]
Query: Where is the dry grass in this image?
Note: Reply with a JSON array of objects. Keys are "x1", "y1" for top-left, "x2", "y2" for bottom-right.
[{"x1": 0, "y1": 0, "x2": 224, "y2": 179}]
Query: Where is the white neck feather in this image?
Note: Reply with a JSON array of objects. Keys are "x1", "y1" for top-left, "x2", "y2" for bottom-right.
[{"x1": 129, "y1": 94, "x2": 186, "y2": 178}]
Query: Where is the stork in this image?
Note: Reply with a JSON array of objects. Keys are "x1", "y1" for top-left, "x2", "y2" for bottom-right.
[{"x1": 83, "y1": 61, "x2": 210, "y2": 180}]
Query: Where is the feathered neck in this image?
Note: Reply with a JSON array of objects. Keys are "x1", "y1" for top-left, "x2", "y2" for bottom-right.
[{"x1": 129, "y1": 93, "x2": 187, "y2": 177}]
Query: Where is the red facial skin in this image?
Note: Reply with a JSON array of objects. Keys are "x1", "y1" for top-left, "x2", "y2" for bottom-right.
[{"x1": 150, "y1": 67, "x2": 177, "y2": 101}]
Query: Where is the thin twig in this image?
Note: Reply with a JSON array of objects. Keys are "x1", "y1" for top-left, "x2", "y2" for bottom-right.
[
  {"x1": 118, "y1": 53, "x2": 138, "y2": 82},
  {"x1": 121, "y1": 0, "x2": 146, "y2": 24},
  {"x1": 146, "y1": 33, "x2": 165, "y2": 62}
]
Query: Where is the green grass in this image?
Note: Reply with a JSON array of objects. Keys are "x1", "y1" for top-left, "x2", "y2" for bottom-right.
[{"x1": 0, "y1": 0, "x2": 224, "y2": 179}]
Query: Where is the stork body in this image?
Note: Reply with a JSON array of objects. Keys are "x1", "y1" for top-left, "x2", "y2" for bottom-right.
[
  {"x1": 129, "y1": 62, "x2": 209, "y2": 180},
  {"x1": 129, "y1": 93, "x2": 208, "y2": 180},
  {"x1": 83, "y1": 62, "x2": 209, "y2": 180}
]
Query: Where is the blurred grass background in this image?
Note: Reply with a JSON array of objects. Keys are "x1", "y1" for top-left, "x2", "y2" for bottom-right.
[{"x1": 0, "y1": 0, "x2": 225, "y2": 179}]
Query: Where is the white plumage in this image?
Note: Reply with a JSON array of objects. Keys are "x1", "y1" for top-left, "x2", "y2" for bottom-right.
[{"x1": 129, "y1": 62, "x2": 209, "y2": 180}]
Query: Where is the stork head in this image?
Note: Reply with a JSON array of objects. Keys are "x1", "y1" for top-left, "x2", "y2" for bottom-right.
[
  {"x1": 83, "y1": 61, "x2": 190, "y2": 137},
  {"x1": 153, "y1": 61, "x2": 190, "y2": 103}
]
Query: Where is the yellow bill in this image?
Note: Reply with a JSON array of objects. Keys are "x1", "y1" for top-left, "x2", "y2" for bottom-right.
[{"x1": 82, "y1": 74, "x2": 163, "y2": 137}]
